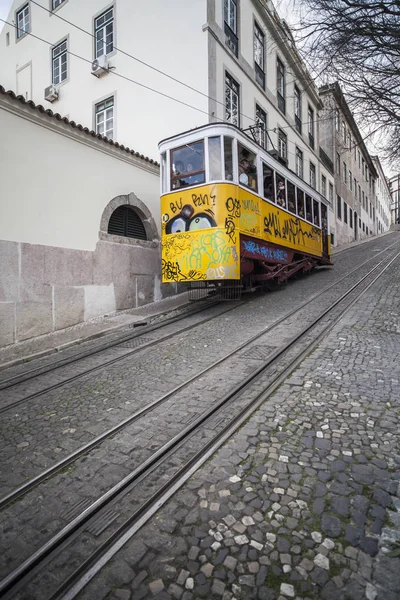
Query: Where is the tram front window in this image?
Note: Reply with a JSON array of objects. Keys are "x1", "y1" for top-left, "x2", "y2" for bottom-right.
[
  {"x1": 238, "y1": 144, "x2": 258, "y2": 192},
  {"x1": 171, "y1": 141, "x2": 205, "y2": 189}
]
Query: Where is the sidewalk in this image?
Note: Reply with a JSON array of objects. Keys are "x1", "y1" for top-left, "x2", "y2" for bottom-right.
[
  {"x1": 80, "y1": 240, "x2": 400, "y2": 599},
  {"x1": 0, "y1": 292, "x2": 189, "y2": 370}
]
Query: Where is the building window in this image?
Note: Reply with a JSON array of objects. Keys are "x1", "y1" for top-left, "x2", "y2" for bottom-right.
[
  {"x1": 255, "y1": 104, "x2": 267, "y2": 149},
  {"x1": 225, "y1": 72, "x2": 240, "y2": 126},
  {"x1": 308, "y1": 106, "x2": 314, "y2": 149},
  {"x1": 348, "y1": 133, "x2": 352, "y2": 151},
  {"x1": 6, "y1": 32, "x2": 10, "y2": 46},
  {"x1": 335, "y1": 108, "x2": 340, "y2": 131},
  {"x1": 349, "y1": 171, "x2": 353, "y2": 191},
  {"x1": 254, "y1": 22, "x2": 265, "y2": 88},
  {"x1": 52, "y1": 39, "x2": 68, "y2": 85},
  {"x1": 354, "y1": 177, "x2": 357, "y2": 196},
  {"x1": 343, "y1": 162, "x2": 347, "y2": 184},
  {"x1": 350, "y1": 207, "x2": 353, "y2": 228},
  {"x1": 342, "y1": 121, "x2": 346, "y2": 143},
  {"x1": 329, "y1": 182, "x2": 333, "y2": 205},
  {"x1": 224, "y1": 0, "x2": 238, "y2": 57},
  {"x1": 107, "y1": 206, "x2": 147, "y2": 240},
  {"x1": 295, "y1": 147, "x2": 303, "y2": 179},
  {"x1": 52, "y1": 0, "x2": 65, "y2": 9},
  {"x1": 359, "y1": 185, "x2": 362, "y2": 203},
  {"x1": 95, "y1": 96, "x2": 114, "y2": 138},
  {"x1": 294, "y1": 86, "x2": 301, "y2": 133},
  {"x1": 337, "y1": 194, "x2": 342, "y2": 219},
  {"x1": 344, "y1": 202, "x2": 348, "y2": 224},
  {"x1": 278, "y1": 129, "x2": 287, "y2": 161},
  {"x1": 362, "y1": 190, "x2": 365, "y2": 208},
  {"x1": 321, "y1": 174, "x2": 327, "y2": 198},
  {"x1": 16, "y1": 4, "x2": 30, "y2": 38},
  {"x1": 310, "y1": 162, "x2": 316, "y2": 189},
  {"x1": 277, "y1": 58, "x2": 285, "y2": 114},
  {"x1": 94, "y1": 8, "x2": 114, "y2": 58},
  {"x1": 336, "y1": 152, "x2": 340, "y2": 176}
]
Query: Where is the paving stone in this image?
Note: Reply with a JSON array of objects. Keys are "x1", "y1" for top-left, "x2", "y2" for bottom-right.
[
  {"x1": 280, "y1": 583, "x2": 295, "y2": 597},
  {"x1": 149, "y1": 580, "x2": 165, "y2": 595},
  {"x1": 321, "y1": 514, "x2": 342, "y2": 538}
]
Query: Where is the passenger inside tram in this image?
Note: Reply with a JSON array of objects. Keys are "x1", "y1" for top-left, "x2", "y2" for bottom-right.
[
  {"x1": 276, "y1": 177, "x2": 286, "y2": 207},
  {"x1": 238, "y1": 146, "x2": 257, "y2": 191}
]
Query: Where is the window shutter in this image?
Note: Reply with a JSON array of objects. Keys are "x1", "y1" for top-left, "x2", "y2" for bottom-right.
[{"x1": 107, "y1": 206, "x2": 147, "y2": 240}]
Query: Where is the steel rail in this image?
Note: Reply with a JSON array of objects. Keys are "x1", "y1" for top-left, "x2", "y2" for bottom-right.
[
  {"x1": 0, "y1": 244, "x2": 398, "y2": 511},
  {"x1": 1, "y1": 249, "x2": 398, "y2": 598}
]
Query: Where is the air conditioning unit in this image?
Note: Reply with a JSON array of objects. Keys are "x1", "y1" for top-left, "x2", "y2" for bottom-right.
[
  {"x1": 44, "y1": 85, "x2": 59, "y2": 103},
  {"x1": 91, "y1": 55, "x2": 109, "y2": 77}
]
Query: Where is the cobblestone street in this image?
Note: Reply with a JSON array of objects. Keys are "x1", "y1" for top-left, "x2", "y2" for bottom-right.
[{"x1": 78, "y1": 245, "x2": 400, "y2": 600}]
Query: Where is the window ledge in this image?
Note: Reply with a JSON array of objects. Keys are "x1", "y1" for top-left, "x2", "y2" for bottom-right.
[{"x1": 99, "y1": 231, "x2": 159, "y2": 248}]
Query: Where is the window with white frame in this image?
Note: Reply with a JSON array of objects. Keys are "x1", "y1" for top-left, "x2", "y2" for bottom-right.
[
  {"x1": 255, "y1": 104, "x2": 267, "y2": 149},
  {"x1": 254, "y1": 22, "x2": 265, "y2": 88},
  {"x1": 277, "y1": 58, "x2": 285, "y2": 113},
  {"x1": 224, "y1": 0, "x2": 238, "y2": 56},
  {"x1": 321, "y1": 174, "x2": 327, "y2": 198},
  {"x1": 343, "y1": 162, "x2": 347, "y2": 184},
  {"x1": 329, "y1": 182, "x2": 333, "y2": 205},
  {"x1": 225, "y1": 72, "x2": 240, "y2": 126},
  {"x1": 94, "y1": 8, "x2": 114, "y2": 58},
  {"x1": 52, "y1": 0, "x2": 65, "y2": 9},
  {"x1": 52, "y1": 39, "x2": 68, "y2": 85},
  {"x1": 294, "y1": 86, "x2": 301, "y2": 133},
  {"x1": 16, "y1": 4, "x2": 30, "y2": 38},
  {"x1": 310, "y1": 162, "x2": 316, "y2": 189},
  {"x1": 295, "y1": 147, "x2": 303, "y2": 179},
  {"x1": 349, "y1": 170, "x2": 353, "y2": 191},
  {"x1": 308, "y1": 106, "x2": 314, "y2": 149},
  {"x1": 95, "y1": 97, "x2": 114, "y2": 138},
  {"x1": 278, "y1": 129, "x2": 287, "y2": 160}
]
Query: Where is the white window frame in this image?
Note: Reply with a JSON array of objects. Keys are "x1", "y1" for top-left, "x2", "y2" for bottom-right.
[
  {"x1": 224, "y1": 0, "x2": 237, "y2": 34},
  {"x1": 95, "y1": 96, "x2": 114, "y2": 139},
  {"x1": 255, "y1": 104, "x2": 267, "y2": 149},
  {"x1": 278, "y1": 129, "x2": 287, "y2": 160},
  {"x1": 295, "y1": 147, "x2": 303, "y2": 179},
  {"x1": 94, "y1": 7, "x2": 114, "y2": 58},
  {"x1": 225, "y1": 72, "x2": 240, "y2": 127},
  {"x1": 16, "y1": 3, "x2": 30, "y2": 39},
  {"x1": 277, "y1": 58, "x2": 285, "y2": 113},
  {"x1": 254, "y1": 21, "x2": 264, "y2": 71},
  {"x1": 52, "y1": 39, "x2": 68, "y2": 85},
  {"x1": 294, "y1": 86, "x2": 301, "y2": 132},
  {"x1": 321, "y1": 174, "x2": 327, "y2": 198},
  {"x1": 310, "y1": 162, "x2": 316, "y2": 189}
]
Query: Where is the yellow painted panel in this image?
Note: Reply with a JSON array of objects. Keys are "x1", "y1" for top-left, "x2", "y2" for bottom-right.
[
  {"x1": 161, "y1": 184, "x2": 240, "y2": 282},
  {"x1": 161, "y1": 183, "x2": 323, "y2": 283}
]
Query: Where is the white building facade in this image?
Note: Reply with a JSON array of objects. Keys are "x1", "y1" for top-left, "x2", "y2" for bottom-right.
[
  {"x1": 319, "y1": 83, "x2": 377, "y2": 246},
  {"x1": 389, "y1": 174, "x2": 400, "y2": 226},
  {"x1": 371, "y1": 156, "x2": 391, "y2": 234}
]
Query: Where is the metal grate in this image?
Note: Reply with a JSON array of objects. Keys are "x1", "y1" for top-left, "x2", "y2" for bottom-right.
[
  {"x1": 86, "y1": 508, "x2": 119, "y2": 536},
  {"x1": 119, "y1": 337, "x2": 153, "y2": 349},
  {"x1": 240, "y1": 345, "x2": 277, "y2": 360},
  {"x1": 188, "y1": 281, "x2": 242, "y2": 301},
  {"x1": 62, "y1": 498, "x2": 92, "y2": 521},
  {"x1": 108, "y1": 206, "x2": 147, "y2": 240}
]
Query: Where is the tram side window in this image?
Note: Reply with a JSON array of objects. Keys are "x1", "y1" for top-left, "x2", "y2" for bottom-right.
[
  {"x1": 209, "y1": 136, "x2": 222, "y2": 181},
  {"x1": 313, "y1": 199, "x2": 320, "y2": 226},
  {"x1": 296, "y1": 189, "x2": 305, "y2": 218},
  {"x1": 287, "y1": 181, "x2": 296, "y2": 213},
  {"x1": 263, "y1": 163, "x2": 275, "y2": 202},
  {"x1": 321, "y1": 203, "x2": 328, "y2": 230},
  {"x1": 161, "y1": 152, "x2": 167, "y2": 194},
  {"x1": 238, "y1": 144, "x2": 258, "y2": 192},
  {"x1": 305, "y1": 195, "x2": 312, "y2": 222},
  {"x1": 224, "y1": 136, "x2": 234, "y2": 181},
  {"x1": 276, "y1": 173, "x2": 286, "y2": 208},
  {"x1": 171, "y1": 140, "x2": 205, "y2": 189}
]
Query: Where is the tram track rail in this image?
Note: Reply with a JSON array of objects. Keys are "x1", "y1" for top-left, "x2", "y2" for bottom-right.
[
  {"x1": 0, "y1": 242, "x2": 399, "y2": 512},
  {"x1": 1, "y1": 237, "x2": 398, "y2": 418},
  {"x1": 1, "y1": 242, "x2": 398, "y2": 600}
]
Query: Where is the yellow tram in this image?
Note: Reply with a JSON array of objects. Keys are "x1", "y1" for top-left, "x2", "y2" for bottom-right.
[{"x1": 159, "y1": 123, "x2": 332, "y2": 298}]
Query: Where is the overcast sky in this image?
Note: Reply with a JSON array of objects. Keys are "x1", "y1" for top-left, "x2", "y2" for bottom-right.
[{"x1": 0, "y1": 0, "x2": 12, "y2": 30}]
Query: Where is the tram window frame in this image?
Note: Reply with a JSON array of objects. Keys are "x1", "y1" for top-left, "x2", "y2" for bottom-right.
[
  {"x1": 238, "y1": 143, "x2": 258, "y2": 192},
  {"x1": 313, "y1": 199, "x2": 320, "y2": 226},
  {"x1": 276, "y1": 173, "x2": 287, "y2": 208},
  {"x1": 296, "y1": 189, "x2": 305, "y2": 219},
  {"x1": 170, "y1": 140, "x2": 206, "y2": 190},
  {"x1": 161, "y1": 152, "x2": 167, "y2": 194},
  {"x1": 208, "y1": 136, "x2": 223, "y2": 181},
  {"x1": 305, "y1": 194, "x2": 312, "y2": 222},
  {"x1": 262, "y1": 163, "x2": 275, "y2": 203},
  {"x1": 287, "y1": 181, "x2": 296, "y2": 213},
  {"x1": 223, "y1": 136, "x2": 234, "y2": 182}
]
